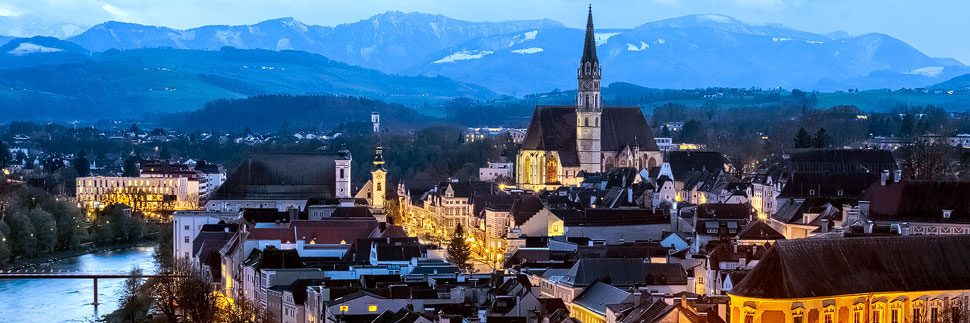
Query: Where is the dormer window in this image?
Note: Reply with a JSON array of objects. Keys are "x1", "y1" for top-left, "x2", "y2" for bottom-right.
[
  {"x1": 837, "y1": 189, "x2": 844, "y2": 196},
  {"x1": 809, "y1": 189, "x2": 816, "y2": 196},
  {"x1": 944, "y1": 210, "x2": 953, "y2": 219}
]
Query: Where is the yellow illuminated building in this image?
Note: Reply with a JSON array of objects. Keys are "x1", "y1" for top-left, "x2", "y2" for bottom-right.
[
  {"x1": 76, "y1": 176, "x2": 195, "y2": 213},
  {"x1": 729, "y1": 236, "x2": 970, "y2": 323}
]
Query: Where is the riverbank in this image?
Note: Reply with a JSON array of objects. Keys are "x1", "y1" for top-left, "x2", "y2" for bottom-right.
[{"x1": 1, "y1": 240, "x2": 158, "y2": 271}]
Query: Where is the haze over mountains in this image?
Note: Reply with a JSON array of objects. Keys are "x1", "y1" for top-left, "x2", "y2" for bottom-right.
[{"x1": 1, "y1": 11, "x2": 969, "y2": 121}]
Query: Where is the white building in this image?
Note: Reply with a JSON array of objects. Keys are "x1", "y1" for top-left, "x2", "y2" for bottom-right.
[
  {"x1": 172, "y1": 211, "x2": 238, "y2": 260},
  {"x1": 479, "y1": 162, "x2": 513, "y2": 182}
]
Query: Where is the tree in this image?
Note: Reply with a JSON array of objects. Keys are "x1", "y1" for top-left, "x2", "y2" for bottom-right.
[
  {"x1": 900, "y1": 113, "x2": 915, "y2": 137},
  {"x1": 447, "y1": 223, "x2": 471, "y2": 271},
  {"x1": 146, "y1": 258, "x2": 221, "y2": 323},
  {"x1": 960, "y1": 150, "x2": 970, "y2": 182},
  {"x1": 679, "y1": 120, "x2": 705, "y2": 143},
  {"x1": 122, "y1": 155, "x2": 140, "y2": 177},
  {"x1": 0, "y1": 220, "x2": 11, "y2": 265},
  {"x1": 6, "y1": 212, "x2": 37, "y2": 259},
  {"x1": 0, "y1": 140, "x2": 10, "y2": 168},
  {"x1": 41, "y1": 200, "x2": 81, "y2": 251},
  {"x1": 793, "y1": 128, "x2": 813, "y2": 148},
  {"x1": 660, "y1": 125, "x2": 671, "y2": 138},
  {"x1": 813, "y1": 128, "x2": 831, "y2": 148},
  {"x1": 128, "y1": 123, "x2": 140, "y2": 133},
  {"x1": 900, "y1": 139, "x2": 953, "y2": 180},
  {"x1": 73, "y1": 150, "x2": 91, "y2": 177},
  {"x1": 116, "y1": 268, "x2": 149, "y2": 322},
  {"x1": 28, "y1": 209, "x2": 56, "y2": 254},
  {"x1": 220, "y1": 293, "x2": 277, "y2": 323}
]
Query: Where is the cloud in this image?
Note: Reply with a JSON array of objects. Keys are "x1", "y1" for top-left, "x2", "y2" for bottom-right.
[
  {"x1": 0, "y1": 6, "x2": 21, "y2": 17},
  {"x1": 101, "y1": 3, "x2": 129, "y2": 20}
]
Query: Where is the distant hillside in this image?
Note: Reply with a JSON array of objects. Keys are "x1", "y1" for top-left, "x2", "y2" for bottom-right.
[
  {"x1": 57, "y1": 13, "x2": 968, "y2": 94},
  {"x1": 0, "y1": 46, "x2": 494, "y2": 122},
  {"x1": 165, "y1": 94, "x2": 440, "y2": 132},
  {"x1": 0, "y1": 36, "x2": 90, "y2": 68},
  {"x1": 930, "y1": 74, "x2": 970, "y2": 90}
]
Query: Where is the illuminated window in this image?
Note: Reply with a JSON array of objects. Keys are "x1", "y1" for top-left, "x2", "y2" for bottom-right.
[
  {"x1": 824, "y1": 306, "x2": 836, "y2": 323},
  {"x1": 793, "y1": 308, "x2": 805, "y2": 323},
  {"x1": 339, "y1": 305, "x2": 348, "y2": 312},
  {"x1": 854, "y1": 304, "x2": 866, "y2": 323},
  {"x1": 369, "y1": 305, "x2": 377, "y2": 312},
  {"x1": 913, "y1": 300, "x2": 925, "y2": 323}
]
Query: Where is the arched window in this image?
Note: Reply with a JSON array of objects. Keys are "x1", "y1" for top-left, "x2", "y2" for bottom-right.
[
  {"x1": 376, "y1": 182, "x2": 382, "y2": 192},
  {"x1": 339, "y1": 169, "x2": 344, "y2": 178},
  {"x1": 522, "y1": 158, "x2": 532, "y2": 184},
  {"x1": 545, "y1": 157, "x2": 558, "y2": 184},
  {"x1": 595, "y1": 117, "x2": 599, "y2": 127},
  {"x1": 648, "y1": 157, "x2": 658, "y2": 169},
  {"x1": 584, "y1": 117, "x2": 589, "y2": 127}
]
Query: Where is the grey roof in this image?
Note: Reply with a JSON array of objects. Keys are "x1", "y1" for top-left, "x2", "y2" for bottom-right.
[
  {"x1": 562, "y1": 258, "x2": 688, "y2": 287},
  {"x1": 787, "y1": 149, "x2": 898, "y2": 173},
  {"x1": 860, "y1": 180, "x2": 970, "y2": 224},
  {"x1": 779, "y1": 172, "x2": 878, "y2": 198},
  {"x1": 736, "y1": 220, "x2": 785, "y2": 241},
  {"x1": 520, "y1": 106, "x2": 659, "y2": 166},
  {"x1": 571, "y1": 281, "x2": 631, "y2": 316},
  {"x1": 211, "y1": 153, "x2": 338, "y2": 200},
  {"x1": 667, "y1": 151, "x2": 731, "y2": 181},
  {"x1": 730, "y1": 235, "x2": 970, "y2": 299}
]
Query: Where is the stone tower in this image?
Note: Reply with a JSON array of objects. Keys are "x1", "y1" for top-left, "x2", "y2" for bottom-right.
[
  {"x1": 576, "y1": 5, "x2": 602, "y2": 174},
  {"x1": 335, "y1": 149, "x2": 352, "y2": 198},
  {"x1": 371, "y1": 144, "x2": 386, "y2": 209}
]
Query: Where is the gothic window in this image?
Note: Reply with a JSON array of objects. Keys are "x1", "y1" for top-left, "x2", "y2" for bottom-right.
[
  {"x1": 545, "y1": 157, "x2": 558, "y2": 184},
  {"x1": 585, "y1": 117, "x2": 589, "y2": 127},
  {"x1": 605, "y1": 157, "x2": 615, "y2": 169},
  {"x1": 523, "y1": 158, "x2": 532, "y2": 184}
]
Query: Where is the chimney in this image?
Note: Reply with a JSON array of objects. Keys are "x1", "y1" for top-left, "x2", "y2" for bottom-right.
[
  {"x1": 893, "y1": 170, "x2": 902, "y2": 183},
  {"x1": 880, "y1": 170, "x2": 889, "y2": 187},
  {"x1": 627, "y1": 186, "x2": 634, "y2": 205},
  {"x1": 865, "y1": 221, "x2": 874, "y2": 233}
]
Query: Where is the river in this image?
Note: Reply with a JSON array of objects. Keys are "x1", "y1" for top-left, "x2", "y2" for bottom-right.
[{"x1": 0, "y1": 246, "x2": 157, "y2": 323}]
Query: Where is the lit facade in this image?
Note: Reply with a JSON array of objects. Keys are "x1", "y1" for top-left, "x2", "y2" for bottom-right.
[{"x1": 76, "y1": 176, "x2": 195, "y2": 212}]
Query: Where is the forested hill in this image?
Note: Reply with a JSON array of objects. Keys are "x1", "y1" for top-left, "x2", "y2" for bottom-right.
[
  {"x1": 0, "y1": 46, "x2": 494, "y2": 122},
  {"x1": 164, "y1": 94, "x2": 443, "y2": 132}
]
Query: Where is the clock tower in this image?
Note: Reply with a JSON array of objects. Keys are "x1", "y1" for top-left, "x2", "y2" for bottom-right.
[
  {"x1": 371, "y1": 143, "x2": 386, "y2": 209},
  {"x1": 576, "y1": 5, "x2": 602, "y2": 174}
]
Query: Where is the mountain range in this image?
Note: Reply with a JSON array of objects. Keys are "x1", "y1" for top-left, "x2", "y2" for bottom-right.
[
  {"x1": 0, "y1": 11, "x2": 969, "y2": 121},
  {"x1": 40, "y1": 12, "x2": 966, "y2": 94}
]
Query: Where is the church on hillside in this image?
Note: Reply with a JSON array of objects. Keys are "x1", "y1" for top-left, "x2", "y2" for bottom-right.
[{"x1": 516, "y1": 7, "x2": 662, "y2": 190}]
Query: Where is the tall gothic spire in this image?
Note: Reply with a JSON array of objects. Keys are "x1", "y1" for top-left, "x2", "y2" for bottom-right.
[{"x1": 581, "y1": 5, "x2": 598, "y2": 64}]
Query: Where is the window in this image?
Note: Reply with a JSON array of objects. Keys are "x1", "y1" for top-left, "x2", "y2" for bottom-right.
[
  {"x1": 793, "y1": 309, "x2": 805, "y2": 323},
  {"x1": 183, "y1": 225, "x2": 189, "y2": 230},
  {"x1": 931, "y1": 307, "x2": 939, "y2": 323},
  {"x1": 744, "y1": 313, "x2": 754, "y2": 323},
  {"x1": 369, "y1": 305, "x2": 377, "y2": 312},
  {"x1": 340, "y1": 169, "x2": 344, "y2": 178},
  {"x1": 339, "y1": 305, "x2": 349, "y2": 312},
  {"x1": 873, "y1": 308, "x2": 883, "y2": 323},
  {"x1": 891, "y1": 302, "x2": 903, "y2": 323},
  {"x1": 914, "y1": 301, "x2": 925, "y2": 323},
  {"x1": 184, "y1": 236, "x2": 189, "y2": 243}
]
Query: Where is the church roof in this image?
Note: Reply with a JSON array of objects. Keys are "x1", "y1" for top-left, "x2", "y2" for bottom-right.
[
  {"x1": 211, "y1": 153, "x2": 337, "y2": 200},
  {"x1": 520, "y1": 106, "x2": 659, "y2": 166}
]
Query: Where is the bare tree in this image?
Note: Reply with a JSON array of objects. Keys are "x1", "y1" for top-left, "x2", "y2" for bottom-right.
[
  {"x1": 220, "y1": 293, "x2": 278, "y2": 323},
  {"x1": 900, "y1": 139, "x2": 955, "y2": 180}
]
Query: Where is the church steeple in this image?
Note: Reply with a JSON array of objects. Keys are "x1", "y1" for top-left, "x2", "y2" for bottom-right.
[
  {"x1": 576, "y1": 5, "x2": 603, "y2": 174},
  {"x1": 577, "y1": 5, "x2": 601, "y2": 112},
  {"x1": 580, "y1": 5, "x2": 598, "y2": 66}
]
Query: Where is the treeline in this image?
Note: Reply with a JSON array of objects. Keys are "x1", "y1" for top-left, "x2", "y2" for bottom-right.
[
  {"x1": 0, "y1": 182, "x2": 151, "y2": 267},
  {"x1": 164, "y1": 94, "x2": 439, "y2": 132}
]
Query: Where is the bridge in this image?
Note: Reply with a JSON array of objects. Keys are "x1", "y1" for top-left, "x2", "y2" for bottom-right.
[{"x1": 0, "y1": 269, "x2": 186, "y2": 306}]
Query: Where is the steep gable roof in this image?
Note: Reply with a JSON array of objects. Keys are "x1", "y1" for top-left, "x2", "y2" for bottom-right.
[
  {"x1": 571, "y1": 281, "x2": 631, "y2": 316},
  {"x1": 730, "y1": 235, "x2": 970, "y2": 298},
  {"x1": 562, "y1": 258, "x2": 688, "y2": 287},
  {"x1": 520, "y1": 106, "x2": 659, "y2": 166},
  {"x1": 211, "y1": 153, "x2": 338, "y2": 200},
  {"x1": 736, "y1": 220, "x2": 785, "y2": 241}
]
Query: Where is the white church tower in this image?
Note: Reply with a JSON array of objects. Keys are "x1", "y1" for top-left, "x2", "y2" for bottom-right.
[
  {"x1": 335, "y1": 149, "x2": 352, "y2": 198},
  {"x1": 576, "y1": 5, "x2": 603, "y2": 175},
  {"x1": 371, "y1": 111, "x2": 380, "y2": 133},
  {"x1": 371, "y1": 144, "x2": 386, "y2": 209}
]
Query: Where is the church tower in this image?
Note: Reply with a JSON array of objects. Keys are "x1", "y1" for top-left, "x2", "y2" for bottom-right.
[
  {"x1": 576, "y1": 5, "x2": 602, "y2": 174},
  {"x1": 371, "y1": 143, "x2": 386, "y2": 209},
  {"x1": 335, "y1": 149, "x2": 352, "y2": 198}
]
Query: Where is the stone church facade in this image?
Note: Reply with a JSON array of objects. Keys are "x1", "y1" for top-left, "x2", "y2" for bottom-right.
[{"x1": 516, "y1": 8, "x2": 662, "y2": 191}]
